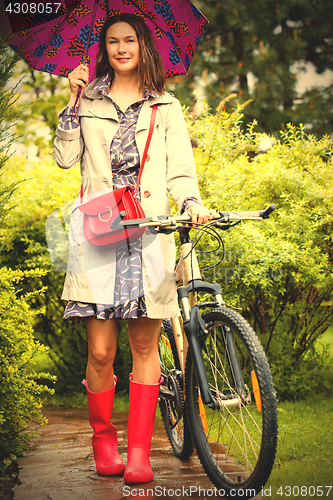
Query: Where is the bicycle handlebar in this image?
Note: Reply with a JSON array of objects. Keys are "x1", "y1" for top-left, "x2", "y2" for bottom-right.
[
  {"x1": 119, "y1": 204, "x2": 277, "y2": 231},
  {"x1": 259, "y1": 204, "x2": 277, "y2": 219}
]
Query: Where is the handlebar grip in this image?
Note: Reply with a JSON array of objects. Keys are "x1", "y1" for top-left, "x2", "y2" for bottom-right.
[{"x1": 260, "y1": 204, "x2": 276, "y2": 219}]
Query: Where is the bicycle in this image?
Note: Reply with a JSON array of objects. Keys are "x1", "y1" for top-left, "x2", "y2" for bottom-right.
[{"x1": 120, "y1": 205, "x2": 278, "y2": 499}]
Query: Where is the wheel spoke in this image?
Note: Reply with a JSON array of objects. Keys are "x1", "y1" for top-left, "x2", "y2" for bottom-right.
[
  {"x1": 159, "y1": 320, "x2": 194, "y2": 460},
  {"x1": 186, "y1": 308, "x2": 278, "y2": 495}
]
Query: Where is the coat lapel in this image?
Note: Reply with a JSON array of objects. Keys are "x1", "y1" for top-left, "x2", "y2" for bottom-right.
[{"x1": 136, "y1": 93, "x2": 173, "y2": 133}]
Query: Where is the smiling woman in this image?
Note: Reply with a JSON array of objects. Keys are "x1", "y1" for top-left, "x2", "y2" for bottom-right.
[
  {"x1": 96, "y1": 13, "x2": 166, "y2": 98},
  {"x1": 53, "y1": 11, "x2": 213, "y2": 487},
  {"x1": 105, "y1": 23, "x2": 142, "y2": 110},
  {"x1": 106, "y1": 24, "x2": 139, "y2": 68}
]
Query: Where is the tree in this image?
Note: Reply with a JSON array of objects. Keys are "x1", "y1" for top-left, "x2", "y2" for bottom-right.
[
  {"x1": 0, "y1": 33, "x2": 21, "y2": 217},
  {"x1": 0, "y1": 267, "x2": 54, "y2": 475},
  {"x1": 169, "y1": 0, "x2": 333, "y2": 137}
]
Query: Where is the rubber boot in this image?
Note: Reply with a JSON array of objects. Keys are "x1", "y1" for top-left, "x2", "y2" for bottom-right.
[
  {"x1": 83, "y1": 377, "x2": 125, "y2": 476},
  {"x1": 124, "y1": 374, "x2": 163, "y2": 484}
]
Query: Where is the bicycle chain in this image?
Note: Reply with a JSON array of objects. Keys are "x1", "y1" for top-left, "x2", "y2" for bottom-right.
[{"x1": 167, "y1": 375, "x2": 185, "y2": 429}]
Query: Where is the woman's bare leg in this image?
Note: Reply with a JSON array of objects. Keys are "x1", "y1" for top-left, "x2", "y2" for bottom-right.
[
  {"x1": 85, "y1": 317, "x2": 118, "y2": 392},
  {"x1": 128, "y1": 317, "x2": 162, "y2": 384},
  {"x1": 125, "y1": 316, "x2": 163, "y2": 484}
]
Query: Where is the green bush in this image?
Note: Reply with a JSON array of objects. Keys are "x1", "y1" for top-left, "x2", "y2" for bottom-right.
[
  {"x1": 185, "y1": 99, "x2": 333, "y2": 399},
  {"x1": 0, "y1": 267, "x2": 55, "y2": 474},
  {"x1": 0, "y1": 154, "x2": 132, "y2": 394}
]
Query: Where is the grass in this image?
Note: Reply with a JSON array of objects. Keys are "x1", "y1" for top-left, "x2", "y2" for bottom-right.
[
  {"x1": 264, "y1": 394, "x2": 333, "y2": 499},
  {"x1": 316, "y1": 325, "x2": 333, "y2": 355}
]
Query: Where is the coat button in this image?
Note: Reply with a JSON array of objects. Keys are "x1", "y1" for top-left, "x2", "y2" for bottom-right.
[
  {"x1": 144, "y1": 190, "x2": 151, "y2": 198},
  {"x1": 146, "y1": 154, "x2": 150, "y2": 161}
]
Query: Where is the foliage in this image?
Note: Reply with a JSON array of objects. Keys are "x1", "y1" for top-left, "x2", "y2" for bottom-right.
[
  {"x1": 9, "y1": 61, "x2": 70, "y2": 152},
  {"x1": 0, "y1": 32, "x2": 21, "y2": 223},
  {"x1": 0, "y1": 31, "x2": 56, "y2": 475},
  {"x1": 0, "y1": 154, "x2": 132, "y2": 394},
  {"x1": 0, "y1": 267, "x2": 55, "y2": 475},
  {"x1": 167, "y1": 0, "x2": 333, "y2": 137},
  {"x1": 184, "y1": 97, "x2": 333, "y2": 399}
]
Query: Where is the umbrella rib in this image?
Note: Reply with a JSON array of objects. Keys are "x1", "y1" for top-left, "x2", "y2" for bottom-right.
[{"x1": 83, "y1": 0, "x2": 99, "y2": 65}]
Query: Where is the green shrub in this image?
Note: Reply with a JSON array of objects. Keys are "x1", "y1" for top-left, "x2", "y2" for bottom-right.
[
  {"x1": 0, "y1": 154, "x2": 132, "y2": 394},
  {"x1": 185, "y1": 99, "x2": 333, "y2": 399},
  {"x1": 0, "y1": 267, "x2": 55, "y2": 474}
]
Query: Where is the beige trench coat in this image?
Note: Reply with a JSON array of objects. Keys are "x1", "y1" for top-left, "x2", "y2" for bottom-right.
[{"x1": 53, "y1": 77, "x2": 202, "y2": 318}]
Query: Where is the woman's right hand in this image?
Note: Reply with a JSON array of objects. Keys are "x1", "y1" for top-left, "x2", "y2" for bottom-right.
[{"x1": 67, "y1": 64, "x2": 89, "y2": 106}]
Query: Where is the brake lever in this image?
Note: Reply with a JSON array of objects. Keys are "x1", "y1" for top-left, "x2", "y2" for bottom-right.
[
  {"x1": 157, "y1": 222, "x2": 178, "y2": 234},
  {"x1": 214, "y1": 222, "x2": 233, "y2": 231}
]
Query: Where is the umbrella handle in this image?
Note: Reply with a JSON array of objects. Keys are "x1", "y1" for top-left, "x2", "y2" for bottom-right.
[{"x1": 70, "y1": 88, "x2": 82, "y2": 122}]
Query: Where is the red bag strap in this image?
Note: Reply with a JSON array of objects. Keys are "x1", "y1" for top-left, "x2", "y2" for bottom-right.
[
  {"x1": 134, "y1": 104, "x2": 158, "y2": 193},
  {"x1": 80, "y1": 104, "x2": 158, "y2": 203}
]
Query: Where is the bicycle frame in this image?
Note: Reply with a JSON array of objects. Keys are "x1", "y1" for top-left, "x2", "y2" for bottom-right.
[{"x1": 169, "y1": 227, "x2": 247, "y2": 410}]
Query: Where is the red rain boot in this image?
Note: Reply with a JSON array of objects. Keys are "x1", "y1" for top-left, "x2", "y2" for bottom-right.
[
  {"x1": 124, "y1": 374, "x2": 163, "y2": 484},
  {"x1": 83, "y1": 378, "x2": 125, "y2": 476}
]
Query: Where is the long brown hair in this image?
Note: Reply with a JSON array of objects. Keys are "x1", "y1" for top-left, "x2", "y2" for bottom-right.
[{"x1": 95, "y1": 14, "x2": 165, "y2": 96}]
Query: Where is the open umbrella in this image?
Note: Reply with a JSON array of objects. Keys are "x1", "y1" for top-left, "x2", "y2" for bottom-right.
[{"x1": 0, "y1": 0, "x2": 207, "y2": 79}]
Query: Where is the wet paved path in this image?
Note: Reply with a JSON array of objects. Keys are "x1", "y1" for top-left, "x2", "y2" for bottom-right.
[{"x1": 13, "y1": 407, "x2": 260, "y2": 500}]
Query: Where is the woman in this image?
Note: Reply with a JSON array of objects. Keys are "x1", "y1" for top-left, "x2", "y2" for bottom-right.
[{"x1": 54, "y1": 14, "x2": 213, "y2": 484}]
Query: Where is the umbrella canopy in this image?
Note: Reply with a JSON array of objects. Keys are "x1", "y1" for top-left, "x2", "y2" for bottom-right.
[{"x1": 0, "y1": 0, "x2": 207, "y2": 79}]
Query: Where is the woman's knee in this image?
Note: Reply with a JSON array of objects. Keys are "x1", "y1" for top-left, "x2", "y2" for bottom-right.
[
  {"x1": 88, "y1": 346, "x2": 115, "y2": 370},
  {"x1": 130, "y1": 335, "x2": 154, "y2": 356},
  {"x1": 128, "y1": 318, "x2": 161, "y2": 356},
  {"x1": 86, "y1": 318, "x2": 117, "y2": 370}
]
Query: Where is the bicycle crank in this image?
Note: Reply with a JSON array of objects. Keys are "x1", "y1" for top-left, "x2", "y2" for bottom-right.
[{"x1": 159, "y1": 374, "x2": 184, "y2": 428}]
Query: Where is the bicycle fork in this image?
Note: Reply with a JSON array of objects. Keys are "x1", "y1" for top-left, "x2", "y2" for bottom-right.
[
  {"x1": 179, "y1": 282, "x2": 248, "y2": 411},
  {"x1": 176, "y1": 228, "x2": 248, "y2": 411}
]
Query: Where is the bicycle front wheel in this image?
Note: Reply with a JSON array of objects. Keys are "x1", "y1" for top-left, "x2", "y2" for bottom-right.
[
  {"x1": 159, "y1": 319, "x2": 194, "y2": 460},
  {"x1": 185, "y1": 308, "x2": 278, "y2": 499}
]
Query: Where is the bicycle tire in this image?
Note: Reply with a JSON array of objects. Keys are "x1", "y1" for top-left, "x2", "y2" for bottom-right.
[
  {"x1": 159, "y1": 319, "x2": 194, "y2": 460},
  {"x1": 185, "y1": 308, "x2": 278, "y2": 499}
]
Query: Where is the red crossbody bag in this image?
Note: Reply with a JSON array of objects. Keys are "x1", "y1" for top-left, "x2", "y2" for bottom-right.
[{"x1": 78, "y1": 105, "x2": 158, "y2": 248}]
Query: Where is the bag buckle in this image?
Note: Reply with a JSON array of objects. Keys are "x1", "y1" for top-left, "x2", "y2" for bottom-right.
[{"x1": 98, "y1": 207, "x2": 112, "y2": 222}]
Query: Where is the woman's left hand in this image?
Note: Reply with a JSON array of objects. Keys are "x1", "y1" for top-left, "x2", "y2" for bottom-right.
[{"x1": 185, "y1": 205, "x2": 217, "y2": 225}]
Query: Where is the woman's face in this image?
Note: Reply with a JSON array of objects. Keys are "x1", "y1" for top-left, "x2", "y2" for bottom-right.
[{"x1": 105, "y1": 22, "x2": 140, "y2": 76}]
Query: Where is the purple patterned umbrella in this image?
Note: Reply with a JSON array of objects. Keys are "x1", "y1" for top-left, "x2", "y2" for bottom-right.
[{"x1": 0, "y1": 0, "x2": 207, "y2": 80}]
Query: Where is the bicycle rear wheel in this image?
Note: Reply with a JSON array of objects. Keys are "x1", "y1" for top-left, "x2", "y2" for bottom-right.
[
  {"x1": 185, "y1": 308, "x2": 278, "y2": 499},
  {"x1": 159, "y1": 319, "x2": 194, "y2": 460}
]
